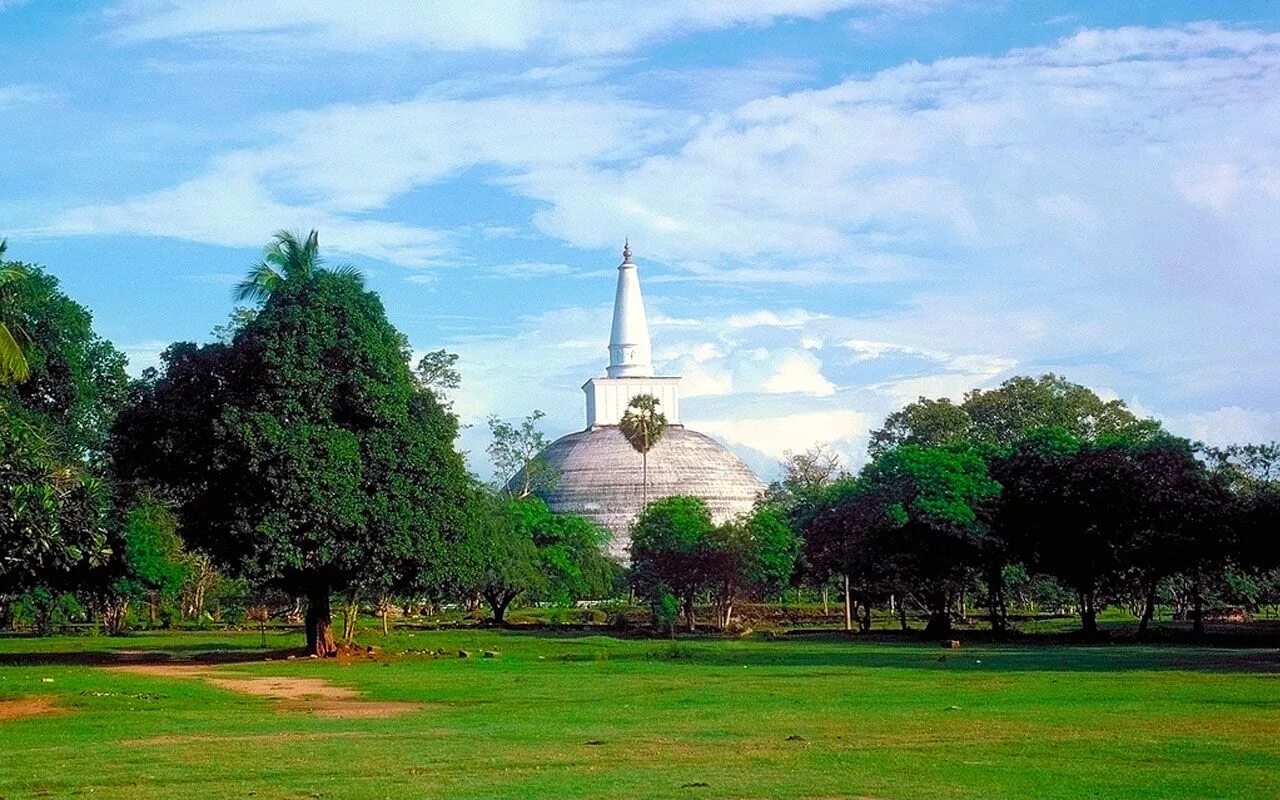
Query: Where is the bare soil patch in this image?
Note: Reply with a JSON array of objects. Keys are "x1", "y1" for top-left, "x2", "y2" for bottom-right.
[
  {"x1": 0, "y1": 695, "x2": 60, "y2": 722},
  {"x1": 108, "y1": 664, "x2": 420, "y2": 719}
]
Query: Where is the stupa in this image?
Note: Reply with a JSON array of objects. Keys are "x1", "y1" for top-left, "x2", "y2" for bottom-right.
[{"x1": 532, "y1": 242, "x2": 766, "y2": 560}]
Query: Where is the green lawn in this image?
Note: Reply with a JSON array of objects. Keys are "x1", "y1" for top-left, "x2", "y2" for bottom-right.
[{"x1": 1, "y1": 629, "x2": 1277, "y2": 799}]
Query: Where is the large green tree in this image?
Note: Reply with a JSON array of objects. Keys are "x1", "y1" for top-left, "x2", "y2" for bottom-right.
[
  {"x1": 113, "y1": 267, "x2": 470, "y2": 655},
  {"x1": 0, "y1": 254, "x2": 128, "y2": 623},
  {"x1": 630, "y1": 495, "x2": 715, "y2": 631},
  {"x1": 706, "y1": 505, "x2": 800, "y2": 629},
  {"x1": 858, "y1": 445, "x2": 1001, "y2": 637}
]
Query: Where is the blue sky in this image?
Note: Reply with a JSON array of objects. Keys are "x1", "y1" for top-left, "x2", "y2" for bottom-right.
[{"x1": 3, "y1": 1, "x2": 1279, "y2": 479}]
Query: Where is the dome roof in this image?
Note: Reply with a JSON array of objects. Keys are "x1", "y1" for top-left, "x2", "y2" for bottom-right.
[{"x1": 534, "y1": 425, "x2": 766, "y2": 560}]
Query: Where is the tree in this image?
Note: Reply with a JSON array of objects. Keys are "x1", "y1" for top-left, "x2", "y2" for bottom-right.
[
  {"x1": 802, "y1": 478, "x2": 895, "y2": 632},
  {"x1": 963, "y1": 374, "x2": 1160, "y2": 450},
  {"x1": 0, "y1": 262, "x2": 129, "y2": 459},
  {"x1": 514, "y1": 498, "x2": 617, "y2": 605},
  {"x1": 0, "y1": 239, "x2": 30, "y2": 384},
  {"x1": 456, "y1": 492, "x2": 546, "y2": 623},
  {"x1": 415, "y1": 349, "x2": 461, "y2": 394},
  {"x1": 0, "y1": 406, "x2": 113, "y2": 600},
  {"x1": 489, "y1": 410, "x2": 559, "y2": 497},
  {"x1": 233, "y1": 229, "x2": 362, "y2": 304},
  {"x1": 1119, "y1": 438, "x2": 1225, "y2": 636},
  {"x1": 858, "y1": 445, "x2": 1000, "y2": 637},
  {"x1": 1000, "y1": 430, "x2": 1140, "y2": 637},
  {"x1": 105, "y1": 499, "x2": 189, "y2": 633},
  {"x1": 0, "y1": 257, "x2": 128, "y2": 625},
  {"x1": 707, "y1": 505, "x2": 800, "y2": 629},
  {"x1": 869, "y1": 398, "x2": 971, "y2": 459},
  {"x1": 620, "y1": 394, "x2": 668, "y2": 507},
  {"x1": 630, "y1": 495, "x2": 715, "y2": 631},
  {"x1": 112, "y1": 260, "x2": 470, "y2": 655}
]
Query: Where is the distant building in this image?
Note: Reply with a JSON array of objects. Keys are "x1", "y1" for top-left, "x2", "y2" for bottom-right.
[{"x1": 532, "y1": 242, "x2": 766, "y2": 560}]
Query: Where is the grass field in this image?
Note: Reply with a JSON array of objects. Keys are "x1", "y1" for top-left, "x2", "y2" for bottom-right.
[{"x1": 1, "y1": 628, "x2": 1278, "y2": 800}]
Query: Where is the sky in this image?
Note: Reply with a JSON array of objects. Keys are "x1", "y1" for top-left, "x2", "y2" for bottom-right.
[{"x1": 2, "y1": 1, "x2": 1279, "y2": 480}]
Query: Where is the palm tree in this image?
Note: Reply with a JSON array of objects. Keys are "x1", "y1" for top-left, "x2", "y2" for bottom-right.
[
  {"x1": 233, "y1": 229, "x2": 363, "y2": 303},
  {"x1": 619, "y1": 394, "x2": 668, "y2": 509},
  {"x1": 0, "y1": 238, "x2": 31, "y2": 384}
]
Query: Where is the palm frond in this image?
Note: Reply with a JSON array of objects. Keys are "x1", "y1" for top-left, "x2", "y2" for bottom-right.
[
  {"x1": 233, "y1": 262, "x2": 284, "y2": 304},
  {"x1": 327, "y1": 263, "x2": 365, "y2": 286},
  {"x1": 0, "y1": 238, "x2": 7, "y2": 260},
  {"x1": 0, "y1": 322, "x2": 31, "y2": 384}
]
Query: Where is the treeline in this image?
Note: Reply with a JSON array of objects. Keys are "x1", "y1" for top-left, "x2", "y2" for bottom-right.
[
  {"x1": 0, "y1": 233, "x2": 619, "y2": 654},
  {"x1": 773, "y1": 378, "x2": 1278, "y2": 637},
  {"x1": 626, "y1": 378, "x2": 1279, "y2": 638}
]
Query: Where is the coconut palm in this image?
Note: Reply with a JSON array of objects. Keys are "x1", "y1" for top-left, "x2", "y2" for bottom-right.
[
  {"x1": 619, "y1": 393, "x2": 668, "y2": 508},
  {"x1": 233, "y1": 229, "x2": 363, "y2": 304},
  {"x1": 0, "y1": 238, "x2": 31, "y2": 384}
]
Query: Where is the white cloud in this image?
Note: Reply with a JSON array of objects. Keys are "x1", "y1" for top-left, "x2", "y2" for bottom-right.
[
  {"x1": 103, "y1": 0, "x2": 946, "y2": 55},
  {"x1": 1147, "y1": 405, "x2": 1280, "y2": 448},
  {"x1": 120, "y1": 340, "x2": 171, "y2": 376},
  {"x1": 696, "y1": 409, "x2": 871, "y2": 462},
  {"x1": 0, "y1": 83, "x2": 54, "y2": 108}
]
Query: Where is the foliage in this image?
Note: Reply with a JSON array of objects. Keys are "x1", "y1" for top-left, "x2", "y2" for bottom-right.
[
  {"x1": 619, "y1": 393, "x2": 668, "y2": 505},
  {"x1": 456, "y1": 494, "x2": 617, "y2": 621},
  {"x1": 0, "y1": 239, "x2": 31, "y2": 384},
  {"x1": 0, "y1": 257, "x2": 126, "y2": 606},
  {"x1": 630, "y1": 495, "x2": 715, "y2": 631},
  {"x1": 0, "y1": 260, "x2": 130, "y2": 459},
  {"x1": 112, "y1": 499, "x2": 189, "y2": 612},
  {"x1": 858, "y1": 445, "x2": 1001, "y2": 635},
  {"x1": 869, "y1": 397, "x2": 971, "y2": 459},
  {"x1": 416, "y1": 348, "x2": 461, "y2": 393},
  {"x1": 705, "y1": 505, "x2": 801, "y2": 628},
  {"x1": 456, "y1": 492, "x2": 546, "y2": 623},
  {"x1": 0, "y1": 407, "x2": 112, "y2": 597},
  {"x1": 112, "y1": 254, "x2": 471, "y2": 655},
  {"x1": 488, "y1": 410, "x2": 558, "y2": 497},
  {"x1": 233, "y1": 229, "x2": 363, "y2": 304}
]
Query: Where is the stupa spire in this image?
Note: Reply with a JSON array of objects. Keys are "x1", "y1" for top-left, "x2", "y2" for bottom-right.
[{"x1": 607, "y1": 239, "x2": 653, "y2": 378}]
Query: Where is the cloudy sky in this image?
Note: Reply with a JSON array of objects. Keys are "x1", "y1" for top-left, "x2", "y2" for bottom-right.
[{"x1": 3, "y1": 1, "x2": 1279, "y2": 479}]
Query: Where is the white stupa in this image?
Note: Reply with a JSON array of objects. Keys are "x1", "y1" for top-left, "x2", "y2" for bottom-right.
[{"x1": 529, "y1": 242, "x2": 766, "y2": 560}]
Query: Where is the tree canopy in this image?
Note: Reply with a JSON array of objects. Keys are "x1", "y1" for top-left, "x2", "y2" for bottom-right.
[{"x1": 113, "y1": 265, "x2": 471, "y2": 654}]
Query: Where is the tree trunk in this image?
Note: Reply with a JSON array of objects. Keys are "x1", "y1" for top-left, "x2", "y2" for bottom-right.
[
  {"x1": 305, "y1": 585, "x2": 338, "y2": 657},
  {"x1": 1079, "y1": 591, "x2": 1098, "y2": 638},
  {"x1": 1192, "y1": 573, "x2": 1205, "y2": 637},
  {"x1": 923, "y1": 609, "x2": 951, "y2": 638},
  {"x1": 842, "y1": 573, "x2": 853, "y2": 632},
  {"x1": 987, "y1": 566, "x2": 1006, "y2": 635},
  {"x1": 381, "y1": 605, "x2": 390, "y2": 637},
  {"x1": 822, "y1": 588, "x2": 829, "y2": 615},
  {"x1": 860, "y1": 598, "x2": 872, "y2": 633},
  {"x1": 486, "y1": 590, "x2": 514, "y2": 623},
  {"x1": 642, "y1": 450, "x2": 649, "y2": 508},
  {"x1": 684, "y1": 594, "x2": 696, "y2": 632},
  {"x1": 898, "y1": 601, "x2": 908, "y2": 632},
  {"x1": 1138, "y1": 581, "x2": 1157, "y2": 637},
  {"x1": 342, "y1": 588, "x2": 358, "y2": 643}
]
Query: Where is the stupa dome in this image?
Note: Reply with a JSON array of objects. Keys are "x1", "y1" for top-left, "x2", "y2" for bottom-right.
[{"x1": 538, "y1": 426, "x2": 766, "y2": 559}]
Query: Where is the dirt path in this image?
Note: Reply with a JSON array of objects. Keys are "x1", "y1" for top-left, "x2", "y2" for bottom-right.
[
  {"x1": 0, "y1": 696, "x2": 61, "y2": 723},
  {"x1": 109, "y1": 664, "x2": 420, "y2": 719}
]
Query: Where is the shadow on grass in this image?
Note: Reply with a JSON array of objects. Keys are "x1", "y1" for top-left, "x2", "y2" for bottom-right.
[
  {"x1": 0, "y1": 642, "x2": 303, "y2": 666},
  {"x1": 486, "y1": 627, "x2": 1280, "y2": 674}
]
